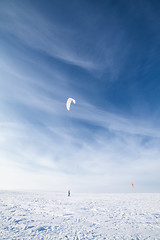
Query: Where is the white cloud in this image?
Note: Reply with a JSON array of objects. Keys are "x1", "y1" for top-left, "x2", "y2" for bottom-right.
[
  {"x1": 0, "y1": 0, "x2": 133, "y2": 79},
  {"x1": 0, "y1": 1, "x2": 98, "y2": 71},
  {"x1": 0, "y1": 52, "x2": 160, "y2": 192}
]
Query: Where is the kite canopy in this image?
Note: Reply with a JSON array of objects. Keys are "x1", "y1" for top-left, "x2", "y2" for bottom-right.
[{"x1": 66, "y1": 98, "x2": 76, "y2": 111}]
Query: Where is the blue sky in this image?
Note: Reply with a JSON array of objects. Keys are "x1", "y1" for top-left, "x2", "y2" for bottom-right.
[{"x1": 0, "y1": 0, "x2": 160, "y2": 192}]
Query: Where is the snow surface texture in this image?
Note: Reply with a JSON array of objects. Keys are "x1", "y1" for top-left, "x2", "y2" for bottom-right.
[{"x1": 0, "y1": 192, "x2": 160, "y2": 240}]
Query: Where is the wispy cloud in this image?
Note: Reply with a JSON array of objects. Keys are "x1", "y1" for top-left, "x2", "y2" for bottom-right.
[
  {"x1": 0, "y1": 113, "x2": 160, "y2": 192},
  {"x1": 0, "y1": 0, "x2": 133, "y2": 79},
  {"x1": 1, "y1": 51, "x2": 160, "y2": 191},
  {"x1": 0, "y1": 51, "x2": 160, "y2": 192},
  {"x1": 0, "y1": 1, "x2": 97, "y2": 71}
]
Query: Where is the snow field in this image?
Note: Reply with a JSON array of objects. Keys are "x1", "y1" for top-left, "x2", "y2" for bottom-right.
[{"x1": 0, "y1": 191, "x2": 160, "y2": 239}]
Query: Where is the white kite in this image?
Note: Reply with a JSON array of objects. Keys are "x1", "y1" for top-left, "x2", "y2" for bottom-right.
[{"x1": 66, "y1": 98, "x2": 76, "y2": 111}]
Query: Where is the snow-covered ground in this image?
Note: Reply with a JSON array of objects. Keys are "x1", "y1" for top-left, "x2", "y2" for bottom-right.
[{"x1": 0, "y1": 191, "x2": 160, "y2": 239}]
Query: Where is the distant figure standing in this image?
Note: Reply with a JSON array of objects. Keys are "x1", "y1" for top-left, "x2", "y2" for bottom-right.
[
  {"x1": 132, "y1": 183, "x2": 134, "y2": 188},
  {"x1": 68, "y1": 190, "x2": 70, "y2": 197}
]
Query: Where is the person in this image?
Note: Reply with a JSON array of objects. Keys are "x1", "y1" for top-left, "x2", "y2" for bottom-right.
[{"x1": 68, "y1": 190, "x2": 70, "y2": 197}]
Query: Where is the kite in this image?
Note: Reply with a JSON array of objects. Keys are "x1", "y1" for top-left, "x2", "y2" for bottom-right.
[{"x1": 66, "y1": 98, "x2": 76, "y2": 111}]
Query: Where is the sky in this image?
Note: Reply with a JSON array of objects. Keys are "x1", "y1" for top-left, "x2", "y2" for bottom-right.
[{"x1": 0, "y1": 0, "x2": 160, "y2": 193}]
